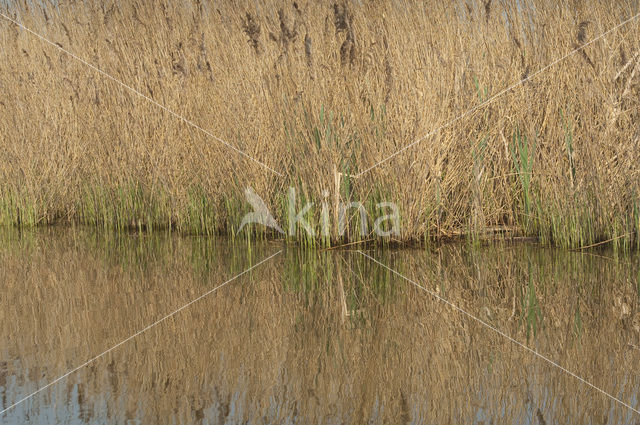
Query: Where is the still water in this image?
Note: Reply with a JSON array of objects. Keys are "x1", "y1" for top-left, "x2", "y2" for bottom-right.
[{"x1": 1, "y1": 229, "x2": 639, "y2": 424}]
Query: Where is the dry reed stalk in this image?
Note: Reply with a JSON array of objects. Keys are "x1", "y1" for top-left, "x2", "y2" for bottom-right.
[{"x1": 0, "y1": 0, "x2": 638, "y2": 248}]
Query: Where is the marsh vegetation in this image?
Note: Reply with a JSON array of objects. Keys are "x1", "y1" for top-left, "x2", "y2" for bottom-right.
[
  {"x1": 1, "y1": 0, "x2": 639, "y2": 248},
  {"x1": 3, "y1": 3, "x2": 640, "y2": 422}
]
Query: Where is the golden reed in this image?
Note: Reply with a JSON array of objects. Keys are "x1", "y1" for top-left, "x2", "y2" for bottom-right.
[{"x1": 0, "y1": 0, "x2": 638, "y2": 248}]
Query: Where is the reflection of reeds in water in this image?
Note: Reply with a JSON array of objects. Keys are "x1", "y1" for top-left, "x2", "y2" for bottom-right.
[
  {"x1": 1, "y1": 230, "x2": 640, "y2": 423},
  {"x1": 0, "y1": 1, "x2": 639, "y2": 249}
]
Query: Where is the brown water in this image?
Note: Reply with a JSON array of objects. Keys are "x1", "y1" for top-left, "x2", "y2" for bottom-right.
[{"x1": 1, "y1": 229, "x2": 639, "y2": 424}]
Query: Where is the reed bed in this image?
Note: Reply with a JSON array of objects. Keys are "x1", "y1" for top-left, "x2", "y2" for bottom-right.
[{"x1": 1, "y1": 0, "x2": 639, "y2": 248}]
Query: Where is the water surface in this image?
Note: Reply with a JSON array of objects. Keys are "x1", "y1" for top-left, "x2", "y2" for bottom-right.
[{"x1": 1, "y1": 229, "x2": 639, "y2": 424}]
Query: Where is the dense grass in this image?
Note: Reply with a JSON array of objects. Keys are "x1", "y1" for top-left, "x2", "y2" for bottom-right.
[{"x1": 1, "y1": 0, "x2": 639, "y2": 248}]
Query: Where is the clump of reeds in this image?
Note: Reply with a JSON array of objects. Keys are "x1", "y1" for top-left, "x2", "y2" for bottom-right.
[{"x1": 0, "y1": 0, "x2": 639, "y2": 249}]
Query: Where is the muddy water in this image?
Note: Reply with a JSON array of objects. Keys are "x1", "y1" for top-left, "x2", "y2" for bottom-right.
[{"x1": 1, "y1": 229, "x2": 639, "y2": 424}]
